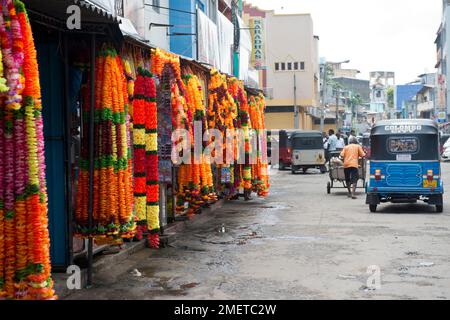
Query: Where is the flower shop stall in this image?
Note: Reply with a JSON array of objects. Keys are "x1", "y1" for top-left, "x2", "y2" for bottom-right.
[{"x1": 1, "y1": 0, "x2": 271, "y2": 299}]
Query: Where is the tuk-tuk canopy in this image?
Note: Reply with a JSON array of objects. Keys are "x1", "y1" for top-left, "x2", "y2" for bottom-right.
[
  {"x1": 290, "y1": 131, "x2": 323, "y2": 150},
  {"x1": 370, "y1": 120, "x2": 439, "y2": 161},
  {"x1": 371, "y1": 119, "x2": 439, "y2": 136},
  {"x1": 290, "y1": 130, "x2": 323, "y2": 139}
]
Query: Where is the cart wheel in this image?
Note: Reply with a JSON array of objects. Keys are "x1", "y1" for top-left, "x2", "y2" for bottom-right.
[
  {"x1": 369, "y1": 205, "x2": 377, "y2": 213},
  {"x1": 327, "y1": 182, "x2": 331, "y2": 194},
  {"x1": 436, "y1": 205, "x2": 443, "y2": 213}
]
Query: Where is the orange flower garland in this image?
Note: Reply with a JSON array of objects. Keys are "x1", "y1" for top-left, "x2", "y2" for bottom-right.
[
  {"x1": 249, "y1": 94, "x2": 270, "y2": 197},
  {"x1": 184, "y1": 74, "x2": 217, "y2": 204},
  {"x1": 76, "y1": 47, "x2": 134, "y2": 242}
]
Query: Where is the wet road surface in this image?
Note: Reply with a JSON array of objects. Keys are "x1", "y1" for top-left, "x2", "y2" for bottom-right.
[{"x1": 66, "y1": 163, "x2": 450, "y2": 300}]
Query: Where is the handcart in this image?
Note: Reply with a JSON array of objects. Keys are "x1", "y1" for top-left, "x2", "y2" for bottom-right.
[{"x1": 327, "y1": 151, "x2": 367, "y2": 194}]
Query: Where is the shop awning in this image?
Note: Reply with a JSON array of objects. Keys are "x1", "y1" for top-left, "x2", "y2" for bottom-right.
[{"x1": 25, "y1": 0, "x2": 122, "y2": 36}]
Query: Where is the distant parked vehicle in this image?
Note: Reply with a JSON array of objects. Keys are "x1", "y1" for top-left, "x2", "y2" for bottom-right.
[
  {"x1": 278, "y1": 130, "x2": 295, "y2": 170},
  {"x1": 290, "y1": 131, "x2": 327, "y2": 174},
  {"x1": 439, "y1": 133, "x2": 450, "y2": 157},
  {"x1": 441, "y1": 138, "x2": 450, "y2": 161}
]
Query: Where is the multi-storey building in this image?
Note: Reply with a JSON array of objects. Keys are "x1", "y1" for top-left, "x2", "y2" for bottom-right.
[
  {"x1": 369, "y1": 71, "x2": 395, "y2": 121},
  {"x1": 416, "y1": 73, "x2": 438, "y2": 120},
  {"x1": 395, "y1": 83, "x2": 422, "y2": 119},
  {"x1": 243, "y1": 2, "x2": 320, "y2": 130},
  {"x1": 122, "y1": 0, "x2": 171, "y2": 50},
  {"x1": 435, "y1": 0, "x2": 450, "y2": 121}
]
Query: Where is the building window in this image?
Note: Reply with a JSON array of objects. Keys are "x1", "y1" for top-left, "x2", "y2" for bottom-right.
[
  {"x1": 376, "y1": 90, "x2": 381, "y2": 98},
  {"x1": 152, "y1": 0, "x2": 160, "y2": 13},
  {"x1": 275, "y1": 63, "x2": 280, "y2": 71},
  {"x1": 208, "y1": 0, "x2": 217, "y2": 23},
  {"x1": 281, "y1": 63, "x2": 286, "y2": 71},
  {"x1": 300, "y1": 62, "x2": 305, "y2": 70},
  {"x1": 287, "y1": 62, "x2": 292, "y2": 70},
  {"x1": 294, "y1": 62, "x2": 299, "y2": 70}
]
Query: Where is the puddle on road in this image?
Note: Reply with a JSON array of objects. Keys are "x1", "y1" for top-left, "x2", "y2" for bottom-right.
[
  {"x1": 180, "y1": 283, "x2": 200, "y2": 290},
  {"x1": 265, "y1": 235, "x2": 323, "y2": 242},
  {"x1": 131, "y1": 266, "x2": 201, "y2": 297}
]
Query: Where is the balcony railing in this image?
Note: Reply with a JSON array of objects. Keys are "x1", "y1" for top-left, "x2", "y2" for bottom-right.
[{"x1": 417, "y1": 101, "x2": 434, "y2": 113}]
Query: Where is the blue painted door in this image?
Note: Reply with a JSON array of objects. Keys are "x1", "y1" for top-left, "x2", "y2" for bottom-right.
[{"x1": 36, "y1": 41, "x2": 70, "y2": 268}]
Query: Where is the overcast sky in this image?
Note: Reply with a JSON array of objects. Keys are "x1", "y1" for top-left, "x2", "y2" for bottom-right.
[{"x1": 245, "y1": 0, "x2": 442, "y2": 84}]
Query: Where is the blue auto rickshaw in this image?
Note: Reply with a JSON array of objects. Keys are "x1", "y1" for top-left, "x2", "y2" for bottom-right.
[{"x1": 366, "y1": 119, "x2": 444, "y2": 213}]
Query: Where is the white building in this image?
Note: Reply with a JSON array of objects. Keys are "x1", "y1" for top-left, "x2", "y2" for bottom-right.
[
  {"x1": 243, "y1": 3, "x2": 320, "y2": 130},
  {"x1": 122, "y1": 0, "x2": 170, "y2": 50},
  {"x1": 369, "y1": 71, "x2": 395, "y2": 120},
  {"x1": 435, "y1": 0, "x2": 450, "y2": 121}
]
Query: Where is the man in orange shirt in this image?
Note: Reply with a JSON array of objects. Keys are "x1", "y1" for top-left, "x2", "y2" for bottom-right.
[{"x1": 340, "y1": 136, "x2": 366, "y2": 199}]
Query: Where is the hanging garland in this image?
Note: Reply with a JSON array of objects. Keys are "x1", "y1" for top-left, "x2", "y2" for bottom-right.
[
  {"x1": 151, "y1": 48, "x2": 181, "y2": 80},
  {"x1": 132, "y1": 67, "x2": 160, "y2": 248},
  {"x1": 75, "y1": 47, "x2": 135, "y2": 243},
  {"x1": 184, "y1": 74, "x2": 217, "y2": 205},
  {"x1": 228, "y1": 78, "x2": 253, "y2": 194},
  {"x1": 249, "y1": 94, "x2": 270, "y2": 197},
  {"x1": 208, "y1": 69, "x2": 238, "y2": 198},
  {"x1": 0, "y1": 0, "x2": 55, "y2": 300},
  {"x1": 171, "y1": 77, "x2": 192, "y2": 216}
]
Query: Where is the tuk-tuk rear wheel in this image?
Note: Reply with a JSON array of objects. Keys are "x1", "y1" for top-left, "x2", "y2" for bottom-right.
[
  {"x1": 436, "y1": 205, "x2": 443, "y2": 213},
  {"x1": 369, "y1": 205, "x2": 377, "y2": 213}
]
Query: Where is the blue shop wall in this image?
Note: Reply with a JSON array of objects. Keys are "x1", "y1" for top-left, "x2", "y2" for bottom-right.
[
  {"x1": 169, "y1": 0, "x2": 206, "y2": 59},
  {"x1": 36, "y1": 41, "x2": 70, "y2": 268}
]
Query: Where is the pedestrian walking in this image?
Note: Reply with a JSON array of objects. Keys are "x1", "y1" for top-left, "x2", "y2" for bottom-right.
[
  {"x1": 324, "y1": 129, "x2": 338, "y2": 161},
  {"x1": 336, "y1": 132, "x2": 346, "y2": 151},
  {"x1": 340, "y1": 136, "x2": 366, "y2": 199},
  {"x1": 348, "y1": 130, "x2": 356, "y2": 143}
]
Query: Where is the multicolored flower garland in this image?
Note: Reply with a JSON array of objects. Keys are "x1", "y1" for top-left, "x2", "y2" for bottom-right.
[
  {"x1": 0, "y1": 0, "x2": 55, "y2": 300},
  {"x1": 208, "y1": 70, "x2": 238, "y2": 197},
  {"x1": 76, "y1": 47, "x2": 135, "y2": 243},
  {"x1": 249, "y1": 94, "x2": 270, "y2": 197},
  {"x1": 228, "y1": 78, "x2": 253, "y2": 193},
  {"x1": 151, "y1": 48, "x2": 181, "y2": 80},
  {"x1": 132, "y1": 67, "x2": 160, "y2": 248}
]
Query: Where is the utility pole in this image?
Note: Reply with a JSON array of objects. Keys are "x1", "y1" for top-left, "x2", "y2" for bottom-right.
[
  {"x1": 294, "y1": 74, "x2": 299, "y2": 129},
  {"x1": 335, "y1": 88, "x2": 340, "y2": 132},
  {"x1": 320, "y1": 63, "x2": 327, "y2": 134}
]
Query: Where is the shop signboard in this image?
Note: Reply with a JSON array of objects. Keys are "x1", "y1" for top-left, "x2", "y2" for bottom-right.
[
  {"x1": 437, "y1": 111, "x2": 447, "y2": 123},
  {"x1": 249, "y1": 17, "x2": 266, "y2": 70}
]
